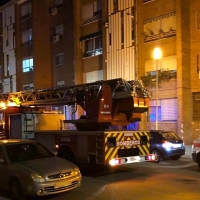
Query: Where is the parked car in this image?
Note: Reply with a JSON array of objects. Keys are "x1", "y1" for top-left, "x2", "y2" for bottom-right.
[
  {"x1": 149, "y1": 130, "x2": 185, "y2": 163},
  {"x1": 0, "y1": 139, "x2": 82, "y2": 199},
  {"x1": 192, "y1": 136, "x2": 200, "y2": 169}
]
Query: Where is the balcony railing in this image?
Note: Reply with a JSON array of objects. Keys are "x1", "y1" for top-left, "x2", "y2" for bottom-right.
[
  {"x1": 143, "y1": 0, "x2": 154, "y2": 3},
  {"x1": 83, "y1": 48, "x2": 102, "y2": 58},
  {"x1": 81, "y1": 14, "x2": 102, "y2": 26}
]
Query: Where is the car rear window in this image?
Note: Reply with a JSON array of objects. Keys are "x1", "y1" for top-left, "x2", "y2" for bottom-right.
[{"x1": 161, "y1": 131, "x2": 180, "y2": 140}]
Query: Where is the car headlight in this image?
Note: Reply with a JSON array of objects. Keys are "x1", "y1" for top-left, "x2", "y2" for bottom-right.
[
  {"x1": 72, "y1": 167, "x2": 81, "y2": 176},
  {"x1": 31, "y1": 172, "x2": 46, "y2": 183}
]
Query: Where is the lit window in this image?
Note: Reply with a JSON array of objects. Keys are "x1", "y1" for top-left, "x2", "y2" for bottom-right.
[
  {"x1": 83, "y1": 36, "x2": 102, "y2": 58},
  {"x1": 148, "y1": 106, "x2": 161, "y2": 122},
  {"x1": 148, "y1": 99, "x2": 177, "y2": 122},
  {"x1": 55, "y1": 53, "x2": 64, "y2": 65},
  {"x1": 22, "y1": 29, "x2": 32, "y2": 45},
  {"x1": 22, "y1": 57, "x2": 33, "y2": 72}
]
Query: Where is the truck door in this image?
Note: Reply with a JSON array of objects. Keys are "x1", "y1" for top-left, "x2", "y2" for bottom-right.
[{"x1": 10, "y1": 114, "x2": 23, "y2": 139}]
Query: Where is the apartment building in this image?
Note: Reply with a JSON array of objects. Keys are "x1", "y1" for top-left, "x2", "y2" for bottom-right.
[
  {"x1": 0, "y1": 0, "x2": 200, "y2": 144},
  {"x1": 0, "y1": 0, "x2": 75, "y2": 91}
]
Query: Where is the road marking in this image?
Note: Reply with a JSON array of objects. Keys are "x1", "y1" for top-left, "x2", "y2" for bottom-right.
[{"x1": 86, "y1": 185, "x2": 108, "y2": 200}]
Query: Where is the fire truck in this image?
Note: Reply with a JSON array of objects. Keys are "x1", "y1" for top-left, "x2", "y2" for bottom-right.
[{"x1": 0, "y1": 78, "x2": 155, "y2": 166}]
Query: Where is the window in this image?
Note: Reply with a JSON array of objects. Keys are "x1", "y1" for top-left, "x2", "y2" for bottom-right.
[
  {"x1": 22, "y1": 28, "x2": 32, "y2": 45},
  {"x1": 109, "y1": 33, "x2": 111, "y2": 45},
  {"x1": 22, "y1": 57, "x2": 33, "y2": 72},
  {"x1": 23, "y1": 83, "x2": 33, "y2": 90},
  {"x1": 148, "y1": 99, "x2": 177, "y2": 122},
  {"x1": 143, "y1": 12, "x2": 176, "y2": 42},
  {"x1": 21, "y1": 3, "x2": 32, "y2": 20},
  {"x1": 6, "y1": 54, "x2": 9, "y2": 75},
  {"x1": 55, "y1": 53, "x2": 64, "y2": 65},
  {"x1": 83, "y1": 36, "x2": 102, "y2": 58},
  {"x1": 131, "y1": 7, "x2": 135, "y2": 40},
  {"x1": 113, "y1": 0, "x2": 118, "y2": 12},
  {"x1": 81, "y1": 0, "x2": 102, "y2": 25},
  {"x1": 148, "y1": 106, "x2": 161, "y2": 122},
  {"x1": 121, "y1": 12, "x2": 124, "y2": 44},
  {"x1": 55, "y1": 24, "x2": 63, "y2": 35},
  {"x1": 193, "y1": 93, "x2": 200, "y2": 120}
]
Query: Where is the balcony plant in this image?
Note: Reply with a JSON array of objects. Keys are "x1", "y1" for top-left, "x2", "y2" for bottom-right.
[{"x1": 141, "y1": 69, "x2": 177, "y2": 87}]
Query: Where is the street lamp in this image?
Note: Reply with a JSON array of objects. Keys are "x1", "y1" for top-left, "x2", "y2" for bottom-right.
[{"x1": 153, "y1": 48, "x2": 162, "y2": 130}]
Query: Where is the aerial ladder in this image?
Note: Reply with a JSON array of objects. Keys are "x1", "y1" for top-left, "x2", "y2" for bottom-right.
[{"x1": 0, "y1": 78, "x2": 150, "y2": 132}]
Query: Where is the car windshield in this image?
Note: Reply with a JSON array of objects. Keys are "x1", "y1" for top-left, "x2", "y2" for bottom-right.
[
  {"x1": 161, "y1": 131, "x2": 181, "y2": 140},
  {"x1": 5, "y1": 142, "x2": 55, "y2": 162}
]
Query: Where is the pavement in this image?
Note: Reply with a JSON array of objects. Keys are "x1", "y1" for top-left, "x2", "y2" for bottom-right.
[{"x1": 185, "y1": 145, "x2": 192, "y2": 156}]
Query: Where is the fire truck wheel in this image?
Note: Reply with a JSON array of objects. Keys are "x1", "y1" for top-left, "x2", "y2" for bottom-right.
[
  {"x1": 151, "y1": 149, "x2": 162, "y2": 163},
  {"x1": 57, "y1": 145, "x2": 76, "y2": 164},
  {"x1": 10, "y1": 179, "x2": 23, "y2": 199}
]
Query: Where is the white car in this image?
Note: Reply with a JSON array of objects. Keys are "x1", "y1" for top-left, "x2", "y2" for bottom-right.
[
  {"x1": 0, "y1": 139, "x2": 82, "y2": 199},
  {"x1": 192, "y1": 136, "x2": 200, "y2": 169}
]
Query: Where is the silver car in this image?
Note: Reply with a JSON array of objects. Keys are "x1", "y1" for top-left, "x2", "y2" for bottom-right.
[{"x1": 0, "y1": 139, "x2": 82, "y2": 199}]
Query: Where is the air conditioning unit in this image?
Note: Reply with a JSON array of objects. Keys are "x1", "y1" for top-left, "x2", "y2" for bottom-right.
[
  {"x1": 53, "y1": 35, "x2": 60, "y2": 43},
  {"x1": 51, "y1": 7, "x2": 58, "y2": 16}
]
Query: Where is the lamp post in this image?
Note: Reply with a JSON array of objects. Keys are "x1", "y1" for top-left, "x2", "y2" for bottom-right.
[{"x1": 153, "y1": 48, "x2": 162, "y2": 130}]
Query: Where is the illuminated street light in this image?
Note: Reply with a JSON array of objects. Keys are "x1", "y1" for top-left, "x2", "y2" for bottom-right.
[{"x1": 153, "y1": 48, "x2": 162, "y2": 130}]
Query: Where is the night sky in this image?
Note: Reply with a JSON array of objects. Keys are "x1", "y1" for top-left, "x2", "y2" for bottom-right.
[{"x1": 0, "y1": 0, "x2": 12, "y2": 7}]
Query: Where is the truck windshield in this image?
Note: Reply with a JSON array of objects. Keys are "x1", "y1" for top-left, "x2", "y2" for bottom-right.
[{"x1": 5, "y1": 142, "x2": 54, "y2": 162}]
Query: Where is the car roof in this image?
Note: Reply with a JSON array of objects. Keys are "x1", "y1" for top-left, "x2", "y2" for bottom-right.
[
  {"x1": 0, "y1": 139, "x2": 36, "y2": 145},
  {"x1": 150, "y1": 130, "x2": 174, "y2": 133}
]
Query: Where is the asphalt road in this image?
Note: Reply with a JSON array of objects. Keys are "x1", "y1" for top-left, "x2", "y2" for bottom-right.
[{"x1": 0, "y1": 145, "x2": 198, "y2": 200}]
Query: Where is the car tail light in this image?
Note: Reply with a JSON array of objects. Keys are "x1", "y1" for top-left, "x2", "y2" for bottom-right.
[{"x1": 162, "y1": 140, "x2": 173, "y2": 148}]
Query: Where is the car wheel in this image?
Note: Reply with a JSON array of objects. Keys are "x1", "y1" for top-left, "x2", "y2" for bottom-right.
[
  {"x1": 170, "y1": 155, "x2": 181, "y2": 160},
  {"x1": 10, "y1": 180, "x2": 23, "y2": 200},
  {"x1": 151, "y1": 149, "x2": 162, "y2": 163}
]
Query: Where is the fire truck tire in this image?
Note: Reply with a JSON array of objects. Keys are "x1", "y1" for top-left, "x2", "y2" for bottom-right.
[
  {"x1": 10, "y1": 179, "x2": 24, "y2": 199},
  {"x1": 150, "y1": 149, "x2": 162, "y2": 163},
  {"x1": 57, "y1": 145, "x2": 76, "y2": 164}
]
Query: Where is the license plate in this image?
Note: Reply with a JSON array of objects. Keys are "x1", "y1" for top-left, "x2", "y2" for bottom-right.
[
  {"x1": 54, "y1": 182, "x2": 64, "y2": 189},
  {"x1": 172, "y1": 144, "x2": 181, "y2": 148},
  {"x1": 129, "y1": 156, "x2": 140, "y2": 162}
]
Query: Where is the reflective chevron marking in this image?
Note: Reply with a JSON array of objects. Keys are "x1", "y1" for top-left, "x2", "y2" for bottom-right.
[{"x1": 104, "y1": 131, "x2": 150, "y2": 163}]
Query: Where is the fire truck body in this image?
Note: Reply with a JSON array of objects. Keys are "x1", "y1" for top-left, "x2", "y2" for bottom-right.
[{"x1": 0, "y1": 78, "x2": 156, "y2": 165}]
